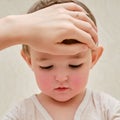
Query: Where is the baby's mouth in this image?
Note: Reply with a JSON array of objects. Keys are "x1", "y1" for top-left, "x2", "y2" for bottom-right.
[{"x1": 54, "y1": 87, "x2": 69, "y2": 92}]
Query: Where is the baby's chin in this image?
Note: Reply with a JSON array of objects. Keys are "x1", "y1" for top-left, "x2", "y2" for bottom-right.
[
  {"x1": 50, "y1": 93, "x2": 81, "y2": 104},
  {"x1": 51, "y1": 97, "x2": 74, "y2": 103}
]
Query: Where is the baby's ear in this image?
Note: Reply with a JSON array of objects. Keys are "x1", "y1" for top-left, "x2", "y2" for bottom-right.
[
  {"x1": 91, "y1": 46, "x2": 103, "y2": 68},
  {"x1": 20, "y1": 50, "x2": 32, "y2": 68}
]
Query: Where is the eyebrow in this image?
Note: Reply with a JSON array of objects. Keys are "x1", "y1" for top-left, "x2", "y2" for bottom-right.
[
  {"x1": 37, "y1": 57, "x2": 50, "y2": 61},
  {"x1": 36, "y1": 52, "x2": 86, "y2": 61},
  {"x1": 69, "y1": 52, "x2": 86, "y2": 59}
]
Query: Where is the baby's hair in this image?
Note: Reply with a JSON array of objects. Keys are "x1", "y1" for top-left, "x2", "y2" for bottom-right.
[{"x1": 22, "y1": 0, "x2": 96, "y2": 55}]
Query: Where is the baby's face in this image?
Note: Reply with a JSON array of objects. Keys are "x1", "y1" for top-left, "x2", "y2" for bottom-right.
[{"x1": 27, "y1": 48, "x2": 93, "y2": 102}]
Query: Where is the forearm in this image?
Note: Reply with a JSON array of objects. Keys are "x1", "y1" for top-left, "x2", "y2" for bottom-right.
[
  {"x1": 0, "y1": 2, "x2": 97, "y2": 53},
  {"x1": 0, "y1": 15, "x2": 25, "y2": 50}
]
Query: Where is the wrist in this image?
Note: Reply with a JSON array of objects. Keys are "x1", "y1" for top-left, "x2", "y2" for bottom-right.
[
  {"x1": 0, "y1": 15, "x2": 25, "y2": 50},
  {"x1": 11, "y1": 14, "x2": 36, "y2": 46}
]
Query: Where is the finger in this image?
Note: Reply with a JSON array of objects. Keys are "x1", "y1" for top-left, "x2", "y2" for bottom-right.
[
  {"x1": 59, "y1": 16, "x2": 98, "y2": 45},
  {"x1": 72, "y1": 18, "x2": 98, "y2": 44},
  {"x1": 51, "y1": 43, "x2": 89, "y2": 55},
  {"x1": 59, "y1": 2, "x2": 86, "y2": 12},
  {"x1": 77, "y1": 29, "x2": 97, "y2": 50},
  {"x1": 67, "y1": 27, "x2": 97, "y2": 50},
  {"x1": 66, "y1": 11, "x2": 97, "y2": 31},
  {"x1": 76, "y1": 12, "x2": 97, "y2": 31}
]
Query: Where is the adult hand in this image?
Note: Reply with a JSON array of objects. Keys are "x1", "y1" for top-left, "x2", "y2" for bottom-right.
[{"x1": 0, "y1": 2, "x2": 98, "y2": 55}]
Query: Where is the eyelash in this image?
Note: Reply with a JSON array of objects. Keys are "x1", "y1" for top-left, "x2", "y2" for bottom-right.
[
  {"x1": 69, "y1": 64, "x2": 83, "y2": 68},
  {"x1": 40, "y1": 65, "x2": 53, "y2": 69},
  {"x1": 39, "y1": 64, "x2": 83, "y2": 70}
]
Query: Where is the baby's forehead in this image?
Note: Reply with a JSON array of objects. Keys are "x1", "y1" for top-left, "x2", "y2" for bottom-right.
[{"x1": 35, "y1": 51, "x2": 88, "y2": 61}]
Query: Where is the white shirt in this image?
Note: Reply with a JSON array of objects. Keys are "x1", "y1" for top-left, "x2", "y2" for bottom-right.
[{"x1": 2, "y1": 89, "x2": 120, "y2": 120}]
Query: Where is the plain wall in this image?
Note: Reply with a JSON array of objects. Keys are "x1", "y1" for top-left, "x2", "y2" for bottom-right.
[{"x1": 0, "y1": 0, "x2": 120, "y2": 118}]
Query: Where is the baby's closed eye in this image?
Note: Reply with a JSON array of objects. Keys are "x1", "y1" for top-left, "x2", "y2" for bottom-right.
[
  {"x1": 39, "y1": 64, "x2": 83, "y2": 70},
  {"x1": 69, "y1": 64, "x2": 83, "y2": 68},
  {"x1": 39, "y1": 65, "x2": 53, "y2": 69}
]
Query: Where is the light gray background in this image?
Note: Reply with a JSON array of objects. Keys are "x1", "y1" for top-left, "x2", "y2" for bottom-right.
[{"x1": 0, "y1": 0, "x2": 120, "y2": 118}]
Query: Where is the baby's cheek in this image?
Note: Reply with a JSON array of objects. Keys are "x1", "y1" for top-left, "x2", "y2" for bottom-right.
[
  {"x1": 35, "y1": 72, "x2": 52, "y2": 90},
  {"x1": 70, "y1": 73, "x2": 89, "y2": 88}
]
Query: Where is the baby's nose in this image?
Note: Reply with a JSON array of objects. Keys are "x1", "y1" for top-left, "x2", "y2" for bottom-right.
[{"x1": 55, "y1": 72, "x2": 68, "y2": 82}]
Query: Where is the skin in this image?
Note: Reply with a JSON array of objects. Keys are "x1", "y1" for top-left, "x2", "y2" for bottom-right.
[
  {"x1": 29, "y1": 50, "x2": 91, "y2": 102},
  {"x1": 21, "y1": 45, "x2": 103, "y2": 119},
  {"x1": 0, "y1": 2, "x2": 97, "y2": 55},
  {"x1": 0, "y1": 2, "x2": 104, "y2": 119}
]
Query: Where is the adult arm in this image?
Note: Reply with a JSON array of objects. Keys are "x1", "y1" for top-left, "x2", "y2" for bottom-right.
[{"x1": 0, "y1": 2, "x2": 98, "y2": 55}]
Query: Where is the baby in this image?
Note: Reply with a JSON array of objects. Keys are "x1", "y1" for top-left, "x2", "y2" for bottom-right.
[{"x1": 2, "y1": 0, "x2": 120, "y2": 120}]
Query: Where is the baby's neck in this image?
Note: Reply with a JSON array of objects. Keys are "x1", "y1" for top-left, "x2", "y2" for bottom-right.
[
  {"x1": 36, "y1": 91, "x2": 86, "y2": 120},
  {"x1": 37, "y1": 90, "x2": 86, "y2": 106}
]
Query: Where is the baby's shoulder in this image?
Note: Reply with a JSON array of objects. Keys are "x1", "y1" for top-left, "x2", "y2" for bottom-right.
[
  {"x1": 89, "y1": 89, "x2": 120, "y2": 112},
  {"x1": 2, "y1": 95, "x2": 40, "y2": 120},
  {"x1": 91, "y1": 90, "x2": 119, "y2": 104}
]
